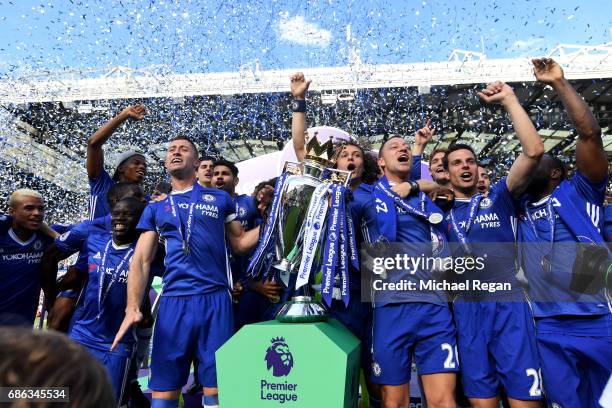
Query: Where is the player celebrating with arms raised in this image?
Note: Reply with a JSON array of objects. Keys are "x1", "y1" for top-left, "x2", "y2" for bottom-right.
[
  {"x1": 443, "y1": 81, "x2": 544, "y2": 407},
  {"x1": 518, "y1": 58, "x2": 611, "y2": 407},
  {"x1": 87, "y1": 105, "x2": 147, "y2": 219}
]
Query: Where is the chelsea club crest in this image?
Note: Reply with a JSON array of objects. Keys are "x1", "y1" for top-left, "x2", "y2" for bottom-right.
[{"x1": 479, "y1": 197, "x2": 493, "y2": 209}]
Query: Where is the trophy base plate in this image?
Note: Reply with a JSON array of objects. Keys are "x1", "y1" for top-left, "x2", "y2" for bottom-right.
[{"x1": 275, "y1": 296, "x2": 328, "y2": 323}]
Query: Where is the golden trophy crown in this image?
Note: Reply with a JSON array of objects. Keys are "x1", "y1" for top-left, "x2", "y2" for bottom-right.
[{"x1": 304, "y1": 131, "x2": 334, "y2": 166}]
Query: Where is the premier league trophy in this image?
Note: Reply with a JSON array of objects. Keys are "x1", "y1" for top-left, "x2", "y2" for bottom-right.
[
  {"x1": 247, "y1": 130, "x2": 353, "y2": 323},
  {"x1": 219, "y1": 128, "x2": 361, "y2": 408}
]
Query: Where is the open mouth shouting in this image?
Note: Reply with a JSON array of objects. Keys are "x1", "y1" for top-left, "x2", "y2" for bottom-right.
[
  {"x1": 459, "y1": 171, "x2": 473, "y2": 183},
  {"x1": 397, "y1": 153, "x2": 410, "y2": 163}
]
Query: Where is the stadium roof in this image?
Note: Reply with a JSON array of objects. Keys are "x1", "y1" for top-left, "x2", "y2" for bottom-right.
[{"x1": 0, "y1": 43, "x2": 611, "y2": 103}]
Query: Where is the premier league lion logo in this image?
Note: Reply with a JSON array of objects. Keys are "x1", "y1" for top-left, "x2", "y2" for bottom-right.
[{"x1": 265, "y1": 337, "x2": 294, "y2": 377}]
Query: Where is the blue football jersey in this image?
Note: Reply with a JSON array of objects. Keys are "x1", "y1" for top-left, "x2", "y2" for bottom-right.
[
  {"x1": 0, "y1": 214, "x2": 11, "y2": 231},
  {"x1": 88, "y1": 169, "x2": 115, "y2": 220},
  {"x1": 56, "y1": 216, "x2": 111, "y2": 255},
  {"x1": 0, "y1": 229, "x2": 54, "y2": 326},
  {"x1": 411, "y1": 154, "x2": 421, "y2": 181},
  {"x1": 367, "y1": 177, "x2": 449, "y2": 304},
  {"x1": 56, "y1": 215, "x2": 111, "y2": 272},
  {"x1": 445, "y1": 178, "x2": 520, "y2": 287},
  {"x1": 605, "y1": 205, "x2": 612, "y2": 243},
  {"x1": 518, "y1": 170, "x2": 610, "y2": 317},
  {"x1": 137, "y1": 183, "x2": 236, "y2": 296},
  {"x1": 229, "y1": 194, "x2": 260, "y2": 282},
  {"x1": 348, "y1": 183, "x2": 379, "y2": 293},
  {"x1": 233, "y1": 194, "x2": 259, "y2": 230},
  {"x1": 69, "y1": 231, "x2": 137, "y2": 355}
]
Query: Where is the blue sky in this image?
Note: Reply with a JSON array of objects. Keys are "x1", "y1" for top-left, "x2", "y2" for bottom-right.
[{"x1": 0, "y1": 0, "x2": 610, "y2": 77}]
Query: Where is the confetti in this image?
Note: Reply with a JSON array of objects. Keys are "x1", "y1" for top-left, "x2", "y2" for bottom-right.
[{"x1": 0, "y1": 0, "x2": 608, "y2": 222}]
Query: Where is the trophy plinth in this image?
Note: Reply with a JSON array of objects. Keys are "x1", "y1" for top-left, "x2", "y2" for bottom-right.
[{"x1": 276, "y1": 296, "x2": 328, "y2": 323}]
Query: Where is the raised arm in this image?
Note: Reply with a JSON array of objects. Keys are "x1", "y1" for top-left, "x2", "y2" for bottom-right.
[
  {"x1": 533, "y1": 58, "x2": 607, "y2": 183},
  {"x1": 478, "y1": 81, "x2": 544, "y2": 197},
  {"x1": 87, "y1": 105, "x2": 146, "y2": 179},
  {"x1": 290, "y1": 72, "x2": 312, "y2": 162},
  {"x1": 111, "y1": 230, "x2": 158, "y2": 351},
  {"x1": 226, "y1": 221, "x2": 261, "y2": 255},
  {"x1": 412, "y1": 119, "x2": 435, "y2": 156}
]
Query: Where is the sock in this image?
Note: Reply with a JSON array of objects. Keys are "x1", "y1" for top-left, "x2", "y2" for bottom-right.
[
  {"x1": 202, "y1": 394, "x2": 219, "y2": 408},
  {"x1": 151, "y1": 398, "x2": 179, "y2": 408}
]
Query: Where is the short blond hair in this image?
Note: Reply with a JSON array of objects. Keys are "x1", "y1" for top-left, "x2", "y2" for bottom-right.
[{"x1": 8, "y1": 189, "x2": 43, "y2": 208}]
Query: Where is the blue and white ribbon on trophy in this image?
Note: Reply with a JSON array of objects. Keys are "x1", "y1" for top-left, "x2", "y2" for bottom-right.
[
  {"x1": 320, "y1": 184, "x2": 341, "y2": 306},
  {"x1": 320, "y1": 184, "x2": 356, "y2": 306},
  {"x1": 295, "y1": 183, "x2": 330, "y2": 290},
  {"x1": 345, "y1": 204, "x2": 359, "y2": 271},
  {"x1": 247, "y1": 172, "x2": 289, "y2": 279}
]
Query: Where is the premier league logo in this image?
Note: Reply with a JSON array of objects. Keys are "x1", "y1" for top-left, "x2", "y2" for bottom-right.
[{"x1": 265, "y1": 337, "x2": 294, "y2": 377}]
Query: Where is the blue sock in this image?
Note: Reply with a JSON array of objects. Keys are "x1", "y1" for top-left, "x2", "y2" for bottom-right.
[
  {"x1": 202, "y1": 394, "x2": 219, "y2": 408},
  {"x1": 151, "y1": 398, "x2": 179, "y2": 408}
]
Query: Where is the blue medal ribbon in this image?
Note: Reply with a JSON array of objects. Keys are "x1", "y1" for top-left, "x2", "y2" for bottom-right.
[
  {"x1": 449, "y1": 193, "x2": 483, "y2": 254},
  {"x1": 97, "y1": 238, "x2": 134, "y2": 319},
  {"x1": 247, "y1": 172, "x2": 289, "y2": 278},
  {"x1": 167, "y1": 184, "x2": 201, "y2": 255},
  {"x1": 374, "y1": 178, "x2": 447, "y2": 261},
  {"x1": 524, "y1": 197, "x2": 555, "y2": 273},
  {"x1": 375, "y1": 180, "x2": 431, "y2": 223}
]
